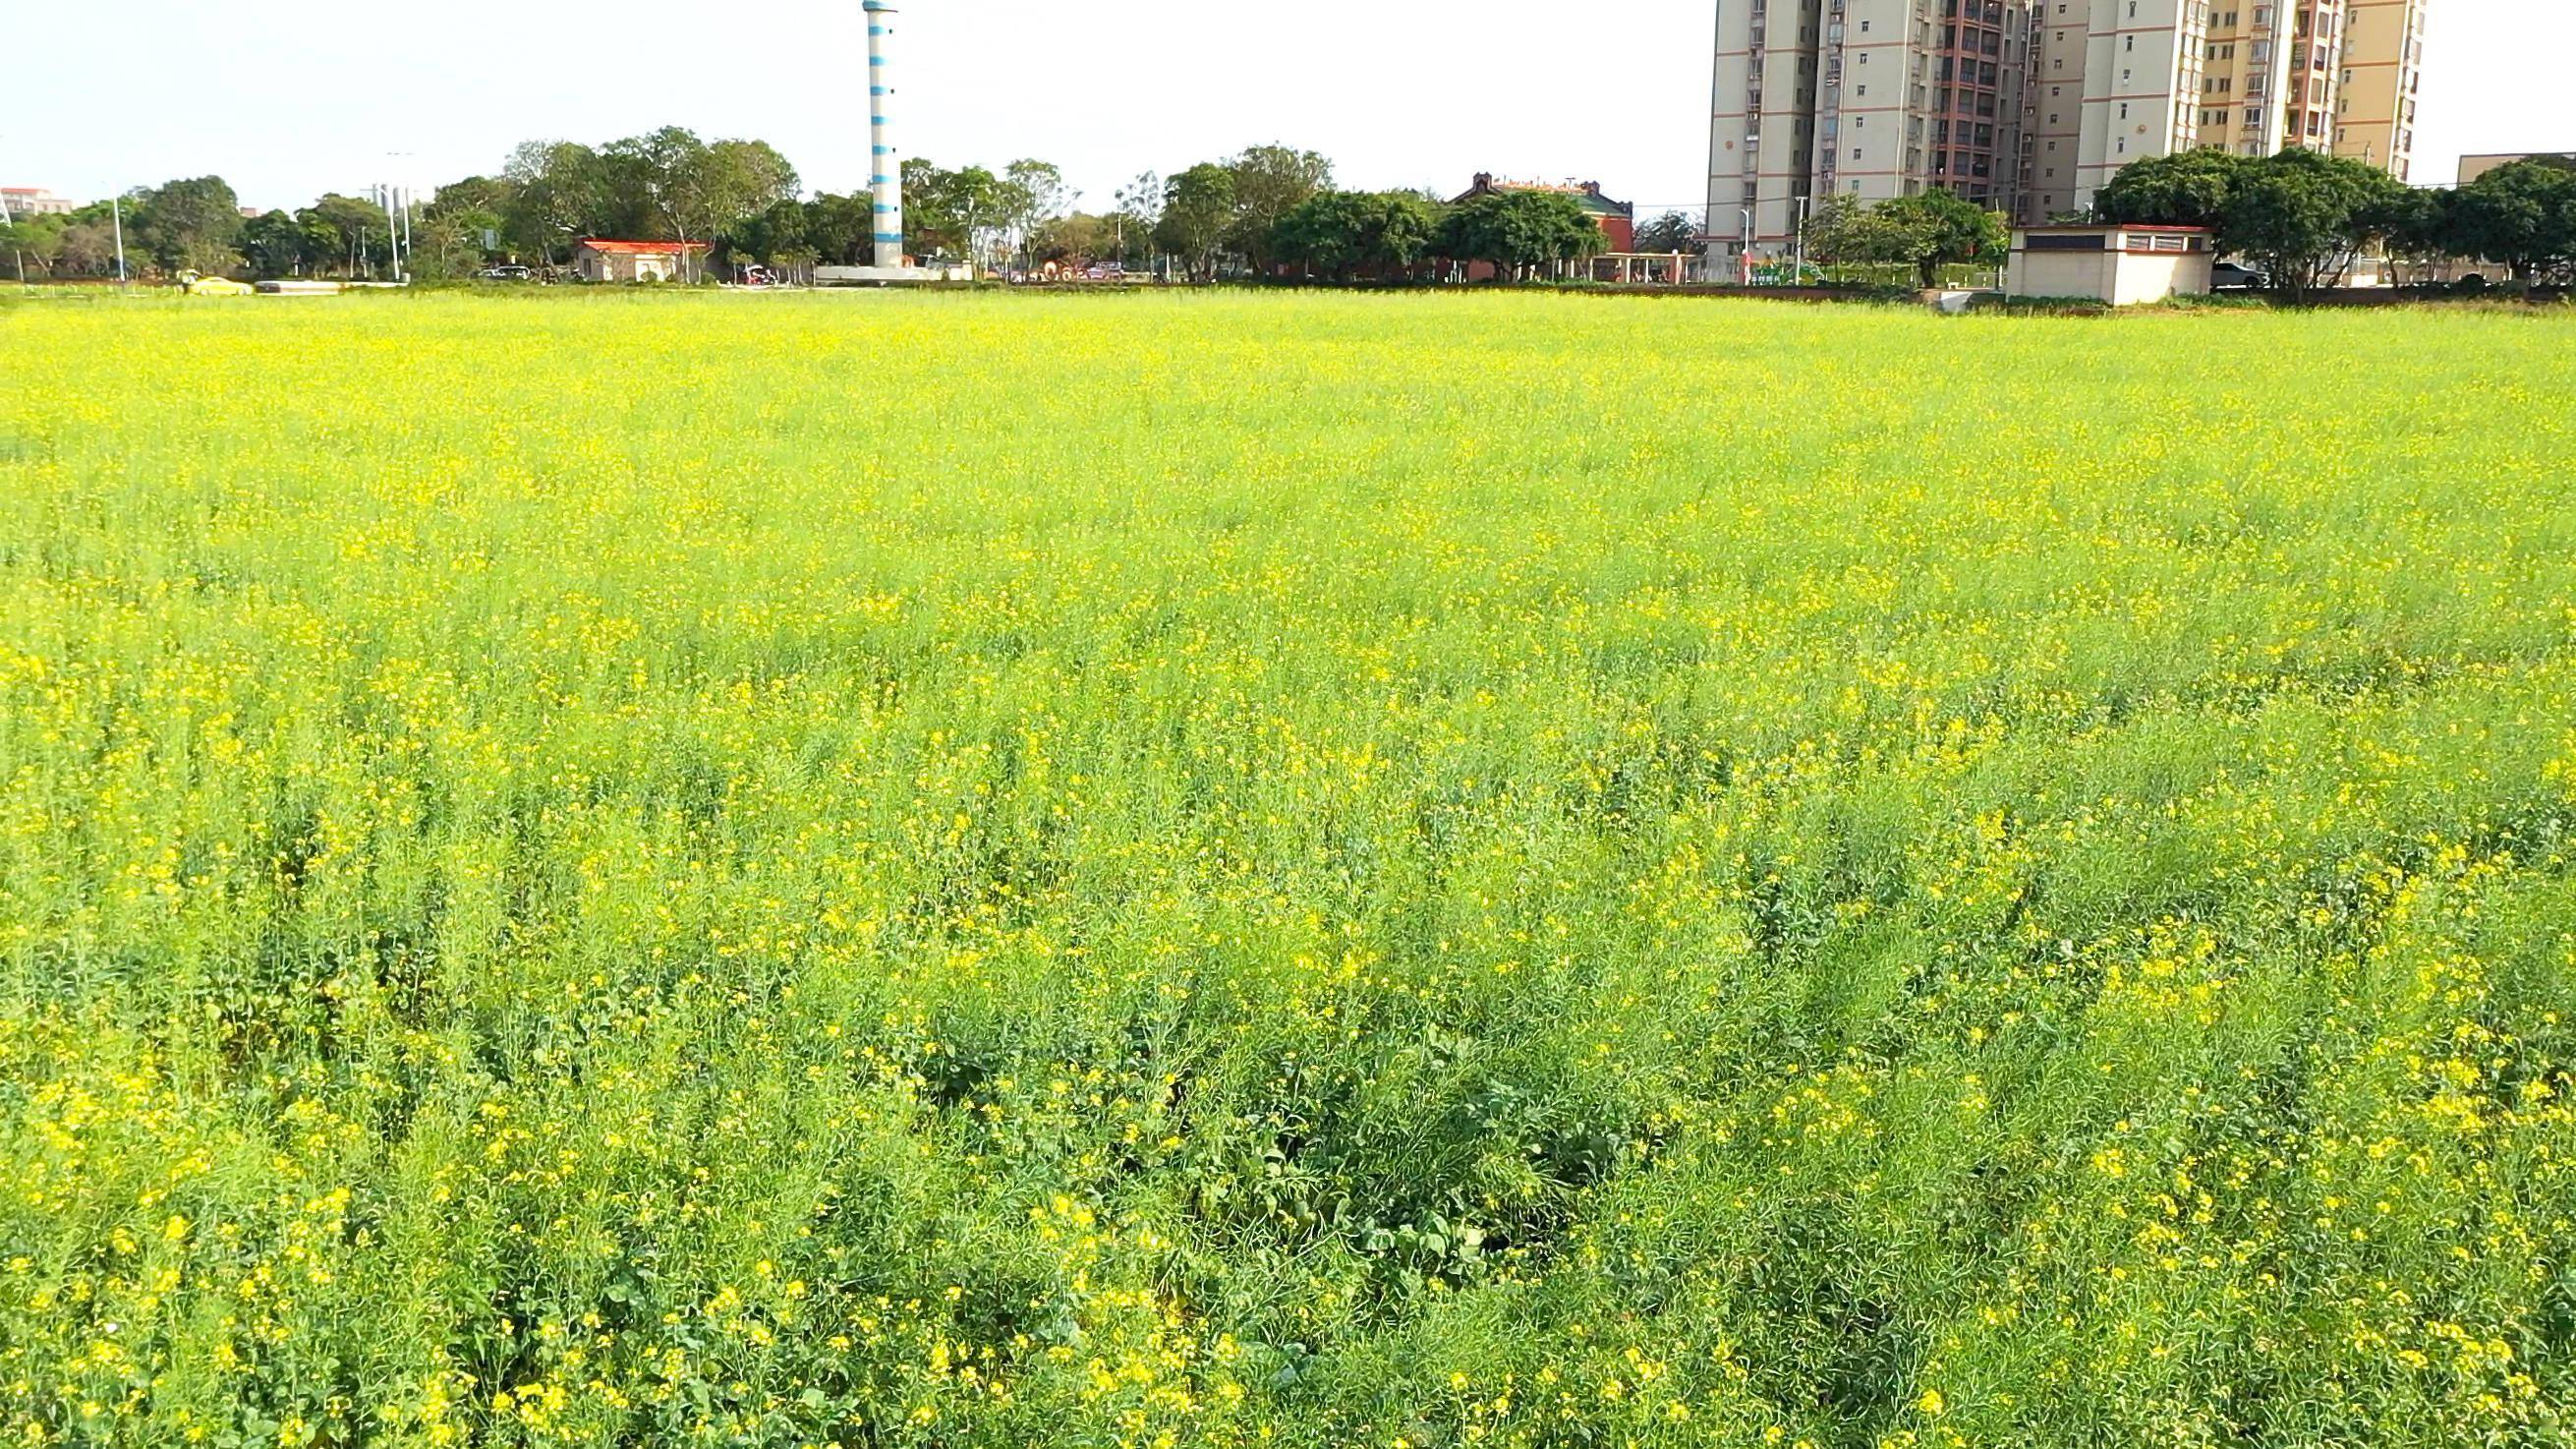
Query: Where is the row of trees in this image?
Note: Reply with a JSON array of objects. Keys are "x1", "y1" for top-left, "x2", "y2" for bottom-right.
[
  {"x1": 1, "y1": 131, "x2": 1686, "y2": 287},
  {"x1": 0, "y1": 128, "x2": 809, "y2": 283},
  {"x1": 2095, "y1": 147, "x2": 2576, "y2": 298},
  {"x1": 1771, "y1": 148, "x2": 2576, "y2": 302},
  {"x1": 884, "y1": 147, "x2": 1621, "y2": 284},
  {"x1": 0, "y1": 176, "x2": 255, "y2": 281}
]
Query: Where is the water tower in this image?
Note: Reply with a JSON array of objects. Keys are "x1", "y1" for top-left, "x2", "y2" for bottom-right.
[{"x1": 817, "y1": 0, "x2": 945, "y2": 282}]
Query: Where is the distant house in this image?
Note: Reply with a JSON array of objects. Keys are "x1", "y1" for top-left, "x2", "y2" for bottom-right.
[
  {"x1": 1451, "y1": 174, "x2": 1635, "y2": 253},
  {"x1": 0, "y1": 186, "x2": 77, "y2": 217},
  {"x1": 573, "y1": 239, "x2": 712, "y2": 283}
]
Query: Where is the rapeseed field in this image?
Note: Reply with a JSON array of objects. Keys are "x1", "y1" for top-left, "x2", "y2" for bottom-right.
[{"x1": 2, "y1": 289, "x2": 2573, "y2": 1447}]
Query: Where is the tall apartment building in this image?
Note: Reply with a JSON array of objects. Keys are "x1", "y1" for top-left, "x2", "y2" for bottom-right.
[
  {"x1": 1707, "y1": 0, "x2": 2033, "y2": 263},
  {"x1": 2020, "y1": 1, "x2": 2210, "y2": 223},
  {"x1": 1713, "y1": 0, "x2": 2430, "y2": 253},
  {"x1": 2022, "y1": 0, "x2": 2427, "y2": 219},
  {"x1": 2332, "y1": 0, "x2": 2427, "y2": 180}
]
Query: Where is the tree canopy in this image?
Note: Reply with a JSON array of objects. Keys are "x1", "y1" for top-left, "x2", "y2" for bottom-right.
[
  {"x1": 1633, "y1": 210, "x2": 1701, "y2": 255},
  {"x1": 2092, "y1": 149, "x2": 2242, "y2": 231},
  {"x1": 2218, "y1": 148, "x2": 2409, "y2": 301},
  {"x1": 1270, "y1": 191, "x2": 1443, "y2": 281},
  {"x1": 2442, "y1": 157, "x2": 2576, "y2": 284},
  {"x1": 1806, "y1": 190, "x2": 2006, "y2": 288},
  {"x1": 1437, "y1": 190, "x2": 1605, "y2": 280},
  {"x1": 1155, "y1": 165, "x2": 1237, "y2": 281},
  {"x1": 134, "y1": 176, "x2": 246, "y2": 274}
]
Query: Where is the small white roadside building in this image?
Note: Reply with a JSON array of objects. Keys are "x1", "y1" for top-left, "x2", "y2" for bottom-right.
[
  {"x1": 572, "y1": 239, "x2": 711, "y2": 283},
  {"x1": 2006, "y1": 224, "x2": 2214, "y2": 306}
]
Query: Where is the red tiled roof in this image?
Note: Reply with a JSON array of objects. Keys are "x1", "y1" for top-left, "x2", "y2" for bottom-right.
[{"x1": 577, "y1": 239, "x2": 713, "y2": 255}]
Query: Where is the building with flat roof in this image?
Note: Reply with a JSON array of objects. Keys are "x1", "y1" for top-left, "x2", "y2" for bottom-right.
[
  {"x1": 2006, "y1": 222, "x2": 2213, "y2": 302},
  {"x1": 2456, "y1": 152, "x2": 2571, "y2": 186},
  {"x1": 0, "y1": 187, "x2": 78, "y2": 217},
  {"x1": 572, "y1": 239, "x2": 710, "y2": 283}
]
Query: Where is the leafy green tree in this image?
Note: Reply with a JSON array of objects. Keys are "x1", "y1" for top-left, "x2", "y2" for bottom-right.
[
  {"x1": 1633, "y1": 209, "x2": 1701, "y2": 255},
  {"x1": 1439, "y1": 189, "x2": 1604, "y2": 280},
  {"x1": 1800, "y1": 195, "x2": 1874, "y2": 268},
  {"x1": 135, "y1": 176, "x2": 246, "y2": 274},
  {"x1": 601, "y1": 128, "x2": 709, "y2": 273},
  {"x1": 1876, "y1": 190, "x2": 2009, "y2": 288},
  {"x1": 1804, "y1": 191, "x2": 2005, "y2": 288},
  {"x1": 693, "y1": 141, "x2": 801, "y2": 252},
  {"x1": 1155, "y1": 164, "x2": 1236, "y2": 281},
  {"x1": 241, "y1": 209, "x2": 311, "y2": 277},
  {"x1": 428, "y1": 175, "x2": 519, "y2": 222},
  {"x1": 904, "y1": 161, "x2": 1004, "y2": 266},
  {"x1": 1111, "y1": 172, "x2": 1162, "y2": 269},
  {"x1": 809, "y1": 191, "x2": 878, "y2": 265},
  {"x1": 302, "y1": 194, "x2": 391, "y2": 278},
  {"x1": 2373, "y1": 185, "x2": 2454, "y2": 287},
  {"x1": 1222, "y1": 145, "x2": 1333, "y2": 271},
  {"x1": 1, "y1": 213, "x2": 71, "y2": 281},
  {"x1": 2218, "y1": 147, "x2": 2407, "y2": 301},
  {"x1": 1271, "y1": 191, "x2": 1376, "y2": 279},
  {"x1": 1272, "y1": 191, "x2": 1446, "y2": 281},
  {"x1": 503, "y1": 142, "x2": 607, "y2": 265},
  {"x1": 1000, "y1": 159, "x2": 1071, "y2": 267},
  {"x1": 1363, "y1": 192, "x2": 1443, "y2": 276},
  {"x1": 2093, "y1": 148, "x2": 2245, "y2": 229},
  {"x1": 2441, "y1": 157, "x2": 2576, "y2": 284},
  {"x1": 729, "y1": 198, "x2": 817, "y2": 278}
]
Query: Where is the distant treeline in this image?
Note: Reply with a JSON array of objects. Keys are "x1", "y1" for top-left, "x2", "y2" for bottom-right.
[
  {"x1": 2, "y1": 135, "x2": 1704, "y2": 285},
  {"x1": 2089, "y1": 148, "x2": 2576, "y2": 299}
]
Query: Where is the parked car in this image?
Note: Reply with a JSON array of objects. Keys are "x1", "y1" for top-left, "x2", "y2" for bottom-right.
[
  {"x1": 2210, "y1": 261, "x2": 2265, "y2": 291},
  {"x1": 477, "y1": 264, "x2": 534, "y2": 282}
]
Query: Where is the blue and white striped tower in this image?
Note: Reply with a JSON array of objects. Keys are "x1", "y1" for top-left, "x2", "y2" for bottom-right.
[{"x1": 864, "y1": 0, "x2": 903, "y2": 268}]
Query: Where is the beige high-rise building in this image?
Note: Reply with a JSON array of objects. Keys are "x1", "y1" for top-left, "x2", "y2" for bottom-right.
[
  {"x1": 2020, "y1": 1, "x2": 2426, "y2": 219},
  {"x1": 1707, "y1": 0, "x2": 1827, "y2": 260},
  {"x1": 2189, "y1": 2, "x2": 2353, "y2": 159},
  {"x1": 2019, "y1": 0, "x2": 2211, "y2": 223},
  {"x1": 1707, "y1": 0, "x2": 2035, "y2": 265},
  {"x1": 2332, "y1": 0, "x2": 2427, "y2": 180},
  {"x1": 1713, "y1": 0, "x2": 2425, "y2": 253}
]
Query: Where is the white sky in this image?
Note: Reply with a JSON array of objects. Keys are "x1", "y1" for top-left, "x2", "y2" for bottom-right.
[{"x1": 8, "y1": 1, "x2": 2568, "y2": 216}]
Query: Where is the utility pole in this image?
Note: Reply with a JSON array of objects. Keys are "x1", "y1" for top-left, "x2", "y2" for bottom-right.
[
  {"x1": 376, "y1": 183, "x2": 403, "y2": 281},
  {"x1": 111, "y1": 196, "x2": 128, "y2": 289}
]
